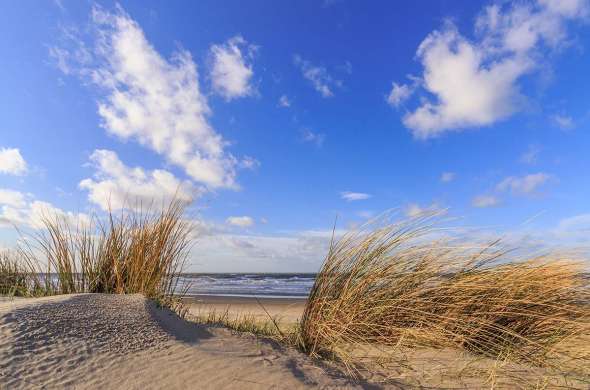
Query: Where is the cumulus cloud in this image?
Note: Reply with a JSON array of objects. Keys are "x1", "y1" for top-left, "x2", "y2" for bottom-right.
[
  {"x1": 294, "y1": 55, "x2": 341, "y2": 98},
  {"x1": 226, "y1": 216, "x2": 254, "y2": 227},
  {"x1": 301, "y1": 129, "x2": 326, "y2": 147},
  {"x1": 472, "y1": 194, "x2": 500, "y2": 208},
  {"x1": 440, "y1": 172, "x2": 455, "y2": 183},
  {"x1": 209, "y1": 36, "x2": 256, "y2": 100},
  {"x1": 0, "y1": 148, "x2": 27, "y2": 176},
  {"x1": 340, "y1": 191, "x2": 372, "y2": 201},
  {"x1": 54, "y1": 6, "x2": 240, "y2": 189},
  {"x1": 0, "y1": 189, "x2": 90, "y2": 229},
  {"x1": 496, "y1": 172, "x2": 552, "y2": 194},
  {"x1": 79, "y1": 149, "x2": 195, "y2": 211},
  {"x1": 394, "y1": 0, "x2": 588, "y2": 139}
]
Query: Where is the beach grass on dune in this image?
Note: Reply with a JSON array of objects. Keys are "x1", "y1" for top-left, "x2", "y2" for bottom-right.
[
  {"x1": 1, "y1": 200, "x2": 191, "y2": 300},
  {"x1": 298, "y1": 213, "x2": 590, "y2": 384},
  {"x1": 2, "y1": 202, "x2": 590, "y2": 386}
]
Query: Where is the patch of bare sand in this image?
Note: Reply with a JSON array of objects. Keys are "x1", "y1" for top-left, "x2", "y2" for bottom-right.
[{"x1": 0, "y1": 294, "x2": 372, "y2": 389}]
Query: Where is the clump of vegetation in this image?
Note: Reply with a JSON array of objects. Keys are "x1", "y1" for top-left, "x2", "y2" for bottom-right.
[
  {"x1": 298, "y1": 213, "x2": 590, "y2": 384},
  {"x1": 1, "y1": 200, "x2": 192, "y2": 300},
  {"x1": 0, "y1": 251, "x2": 42, "y2": 297}
]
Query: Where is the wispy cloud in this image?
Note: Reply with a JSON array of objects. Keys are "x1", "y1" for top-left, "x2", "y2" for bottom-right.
[
  {"x1": 301, "y1": 128, "x2": 326, "y2": 147},
  {"x1": 404, "y1": 202, "x2": 446, "y2": 217},
  {"x1": 294, "y1": 55, "x2": 341, "y2": 98},
  {"x1": 387, "y1": 82, "x2": 414, "y2": 108},
  {"x1": 394, "y1": 0, "x2": 588, "y2": 139},
  {"x1": 440, "y1": 172, "x2": 455, "y2": 183},
  {"x1": 472, "y1": 194, "x2": 499, "y2": 208},
  {"x1": 226, "y1": 216, "x2": 254, "y2": 227},
  {"x1": 496, "y1": 173, "x2": 552, "y2": 195},
  {"x1": 552, "y1": 114, "x2": 575, "y2": 130},
  {"x1": 520, "y1": 144, "x2": 542, "y2": 164},
  {"x1": 340, "y1": 191, "x2": 372, "y2": 201},
  {"x1": 0, "y1": 147, "x2": 27, "y2": 176},
  {"x1": 209, "y1": 35, "x2": 257, "y2": 100},
  {"x1": 278, "y1": 95, "x2": 291, "y2": 107}
]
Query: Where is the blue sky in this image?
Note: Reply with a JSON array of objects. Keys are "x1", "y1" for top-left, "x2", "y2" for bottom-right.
[{"x1": 1, "y1": 0, "x2": 589, "y2": 272}]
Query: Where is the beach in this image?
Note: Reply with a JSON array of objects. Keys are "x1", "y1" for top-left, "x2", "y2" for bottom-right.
[
  {"x1": 184, "y1": 295, "x2": 307, "y2": 324},
  {"x1": 0, "y1": 294, "x2": 359, "y2": 389}
]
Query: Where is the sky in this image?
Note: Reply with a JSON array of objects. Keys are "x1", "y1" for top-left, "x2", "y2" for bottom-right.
[{"x1": 1, "y1": 0, "x2": 589, "y2": 272}]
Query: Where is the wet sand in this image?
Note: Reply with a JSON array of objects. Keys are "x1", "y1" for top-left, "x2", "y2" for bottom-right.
[{"x1": 183, "y1": 295, "x2": 307, "y2": 323}]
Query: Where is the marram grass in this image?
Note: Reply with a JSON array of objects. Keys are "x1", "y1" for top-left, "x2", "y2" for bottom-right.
[
  {"x1": 2, "y1": 200, "x2": 191, "y2": 300},
  {"x1": 298, "y1": 213, "x2": 590, "y2": 385}
]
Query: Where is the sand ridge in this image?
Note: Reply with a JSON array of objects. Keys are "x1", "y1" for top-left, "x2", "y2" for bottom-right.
[{"x1": 0, "y1": 294, "x2": 373, "y2": 389}]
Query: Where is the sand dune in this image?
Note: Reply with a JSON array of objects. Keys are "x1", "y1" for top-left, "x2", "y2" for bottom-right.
[{"x1": 0, "y1": 294, "x2": 365, "y2": 389}]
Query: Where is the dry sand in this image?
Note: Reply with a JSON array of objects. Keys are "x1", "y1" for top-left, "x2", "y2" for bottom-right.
[
  {"x1": 2, "y1": 294, "x2": 576, "y2": 389},
  {"x1": 0, "y1": 294, "x2": 369, "y2": 389}
]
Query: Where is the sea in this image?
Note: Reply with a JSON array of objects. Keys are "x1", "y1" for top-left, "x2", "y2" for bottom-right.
[{"x1": 176, "y1": 273, "x2": 316, "y2": 299}]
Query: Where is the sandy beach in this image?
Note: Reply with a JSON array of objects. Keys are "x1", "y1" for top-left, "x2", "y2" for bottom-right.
[
  {"x1": 0, "y1": 294, "x2": 363, "y2": 389},
  {"x1": 184, "y1": 295, "x2": 307, "y2": 324}
]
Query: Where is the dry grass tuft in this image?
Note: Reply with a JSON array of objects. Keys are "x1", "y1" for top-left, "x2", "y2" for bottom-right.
[
  {"x1": 0, "y1": 251, "x2": 43, "y2": 297},
  {"x1": 2, "y1": 200, "x2": 192, "y2": 300},
  {"x1": 299, "y1": 213, "x2": 590, "y2": 385}
]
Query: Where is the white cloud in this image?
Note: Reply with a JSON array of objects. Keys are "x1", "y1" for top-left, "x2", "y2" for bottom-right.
[
  {"x1": 552, "y1": 114, "x2": 575, "y2": 130},
  {"x1": 0, "y1": 148, "x2": 27, "y2": 176},
  {"x1": 405, "y1": 203, "x2": 425, "y2": 217},
  {"x1": 209, "y1": 36, "x2": 256, "y2": 100},
  {"x1": 341, "y1": 191, "x2": 372, "y2": 201},
  {"x1": 396, "y1": 0, "x2": 588, "y2": 138},
  {"x1": 294, "y1": 55, "x2": 341, "y2": 98},
  {"x1": 472, "y1": 194, "x2": 500, "y2": 208},
  {"x1": 0, "y1": 189, "x2": 90, "y2": 230},
  {"x1": 496, "y1": 172, "x2": 551, "y2": 194},
  {"x1": 387, "y1": 82, "x2": 414, "y2": 107},
  {"x1": 238, "y1": 156, "x2": 260, "y2": 170},
  {"x1": 556, "y1": 213, "x2": 590, "y2": 233},
  {"x1": 520, "y1": 144, "x2": 541, "y2": 164},
  {"x1": 0, "y1": 189, "x2": 27, "y2": 208},
  {"x1": 188, "y1": 227, "x2": 345, "y2": 272},
  {"x1": 301, "y1": 129, "x2": 326, "y2": 147},
  {"x1": 278, "y1": 95, "x2": 291, "y2": 107},
  {"x1": 226, "y1": 216, "x2": 254, "y2": 227},
  {"x1": 440, "y1": 172, "x2": 455, "y2": 183},
  {"x1": 56, "y1": 7, "x2": 240, "y2": 189},
  {"x1": 79, "y1": 149, "x2": 195, "y2": 211},
  {"x1": 404, "y1": 203, "x2": 446, "y2": 217}
]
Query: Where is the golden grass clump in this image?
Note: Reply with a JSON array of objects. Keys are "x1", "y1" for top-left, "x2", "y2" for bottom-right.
[
  {"x1": 6, "y1": 200, "x2": 192, "y2": 299},
  {"x1": 0, "y1": 251, "x2": 43, "y2": 297},
  {"x1": 299, "y1": 213, "x2": 590, "y2": 383}
]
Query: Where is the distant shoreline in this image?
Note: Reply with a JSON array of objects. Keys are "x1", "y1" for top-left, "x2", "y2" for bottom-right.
[{"x1": 183, "y1": 294, "x2": 307, "y2": 323}]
